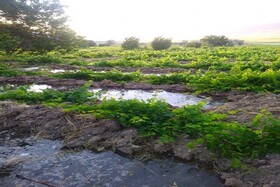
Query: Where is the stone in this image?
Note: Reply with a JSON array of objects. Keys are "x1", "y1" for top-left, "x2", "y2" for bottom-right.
[
  {"x1": 225, "y1": 178, "x2": 245, "y2": 187},
  {"x1": 153, "y1": 143, "x2": 170, "y2": 154},
  {"x1": 262, "y1": 184, "x2": 271, "y2": 187},
  {"x1": 173, "y1": 146, "x2": 193, "y2": 161}
]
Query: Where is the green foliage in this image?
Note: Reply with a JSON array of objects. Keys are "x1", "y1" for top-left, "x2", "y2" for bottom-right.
[
  {"x1": 0, "y1": 84, "x2": 96, "y2": 105},
  {"x1": 255, "y1": 116, "x2": 280, "y2": 153},
  {"x1": 186, "y1": 41, "x2": 202, "y2": 48},
  {"x1": 200, "y1": 35, "x2": 234, "y2": 46},
  {"x1": 2, "y1": 45, "x2": 280, "y2": 93},
  {"x1": 121, "y1": 37, "x2": 140, "y2": 50},
  {"x1": 187, "y1": 68, "x2": 280, "y2": 93},
  {"x1": 151, "y1": 37, "x2": 172, "y2": 50},
  {"x1": 0, "y1": 0, "x2": 81, "y2": 53},
  {"x1": 0, "y1": 64, "x2": 20, "y2": 76},
  {"x1": 79, "y1": 39, "x2": 96, "y2": 48},
  {"x1": 26, "y1": 54, "x2": 63, "y2": 64},
  {"x1": 95, "y1": 99, "x2": 174, "y2": 137},
  {"x1": 53, "y1": 69, "x2": 142, "y2": 83},
  {"x1": 93, "y1": 99, "x2": 280, "y2": 158},
  {"x1": 62, "y1": 84, "x2": 95, "y2": 104},
  {"x1": 0, "y1": 30, "x2": 21, "y2": 54}
]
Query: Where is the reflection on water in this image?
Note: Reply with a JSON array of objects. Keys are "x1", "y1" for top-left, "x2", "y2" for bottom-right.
[
  {"x1": 20, "y1": 67, "x2": 40, "y2": 71},
  {"x1": 90, "y1": 89, "x2": 208, "y2": 107},
  {"x1": 50, "y1": 69, "x2": 66, "y2": 73},
  {"x1": 27, "y1": 85, "x2": 52, "y2": 93},
  {"x1": 0, "y1": 138, "x2": 223, "y2": 187}
]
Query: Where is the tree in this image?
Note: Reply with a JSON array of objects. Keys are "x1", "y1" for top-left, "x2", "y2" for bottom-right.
[
  {"x1": 231, "y1": 39, "x2": 244, "y2": 46},
  {"x1": 186, "y1": 41, "x2": 202, "y2": 48},
  {"x1": 0, "y1": 0, "x2": 67, "y2": 29},
  {"x1": 106, "y1": 40, "x2": 116, "y2": 46},
  {"x1": 121, "y1": 37, "x2": 139, "y2": 50},
  {"x1": 79, "y1": 39, "x2": 96, "y2": 48},
  {"x1": 151, "y1": 37, "x2": 172, "y2": 50},
  {"x1": 0, "y1": 28, "x2": 21, "y2": 54},
  {"x1": 200, "y1": 35, "x2": 233, "y2": 46},
  {"x1": 0, "y1": 0, "x2": 81, "y2": 53}
]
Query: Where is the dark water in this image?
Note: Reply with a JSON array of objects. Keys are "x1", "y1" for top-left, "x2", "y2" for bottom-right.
[{"x1": 0, "y1": 138, "x2": 224, "y2": 187}]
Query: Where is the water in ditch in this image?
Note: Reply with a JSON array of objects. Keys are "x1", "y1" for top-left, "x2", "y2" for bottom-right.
[{"x1": 0, "y1": 137, "x2": 223, "y2": 187}]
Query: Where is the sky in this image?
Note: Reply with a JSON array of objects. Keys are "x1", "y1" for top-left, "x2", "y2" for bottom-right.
[{"x1": 60, "y1": 0, "x2": 280, "y2": 42}]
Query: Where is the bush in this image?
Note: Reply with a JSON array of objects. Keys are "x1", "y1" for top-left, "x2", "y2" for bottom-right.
[
  {"x1": 200, "y1": 35, "x2": 233, "y2": 46},
  {"x1": 151, "y1": 37, "x2": 172, "y2": 50},
  {"x1": 186, "y1": 41, "x2": 202, "y2": 48},
  {"x1": 121, "y1": 37, "x2": 139, "y2": 50}
]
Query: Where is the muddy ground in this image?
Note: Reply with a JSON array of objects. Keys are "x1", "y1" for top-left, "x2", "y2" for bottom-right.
[
  {"x1": 0, "y1": 75, "x2": 193, "y2": 93},
  {"x1": 15, "y1": 63, "x2": 190, "y2": 74},
  {"x1": 47, "y1": 64, "x2": 191, "y2": 74},
  {"x1": 0, "y1": 90, "x2": 279, "y2": 187}
]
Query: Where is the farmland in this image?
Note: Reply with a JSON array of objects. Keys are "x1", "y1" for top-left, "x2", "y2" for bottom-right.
[{"x1": 1, "y1": 45, "x2": 280, "y2": 186}]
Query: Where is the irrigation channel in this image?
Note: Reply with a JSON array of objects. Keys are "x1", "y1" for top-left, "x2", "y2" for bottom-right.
[{"x1": 0, "y1": 135, "x2": 223, "y2": 187}]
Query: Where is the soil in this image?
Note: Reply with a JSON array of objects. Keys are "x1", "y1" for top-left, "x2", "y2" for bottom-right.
[
  {"x1": 0, "y1": 99, "x2": 279, "y2": 187},
  {"x1": 209, "y1": 90, "x2": 280, "y2": 123}
]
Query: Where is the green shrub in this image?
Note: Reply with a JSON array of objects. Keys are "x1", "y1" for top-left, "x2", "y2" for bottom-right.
[
  {"x1": 186, "y1": 41, "x2": 202, "y2": 48},
  {"x1": 121, "y1": 37, "x2": 140, "y2": 50},
  {"x1": 151, "y1": 37, "x2": 172, "y2": 50}
]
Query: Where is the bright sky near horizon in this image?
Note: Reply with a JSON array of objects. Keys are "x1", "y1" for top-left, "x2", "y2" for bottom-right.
[{"x1": 60, "y1": 0, "x2": 280, "y2": 42}]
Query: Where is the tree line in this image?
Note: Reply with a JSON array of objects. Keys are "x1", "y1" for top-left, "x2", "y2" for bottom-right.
[
  {"x1": 0, "y1": 0, "x2": 244, "y2": 54},
  {"x1": 121, "y1": 36, "x2": 244, "y2": 50}
]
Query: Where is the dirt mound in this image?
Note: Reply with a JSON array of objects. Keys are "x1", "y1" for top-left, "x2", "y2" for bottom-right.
[
  {"x1": 210, "y1": 91, "x2": 280, "y2": 123},
  {"x1": 0, "y1": 102, "x2": 141, "y2": 157}
]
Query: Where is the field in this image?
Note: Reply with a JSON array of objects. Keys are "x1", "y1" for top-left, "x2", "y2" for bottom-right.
[{"x1": 1, "y1": 45, "x2": 280, "y2": 186}]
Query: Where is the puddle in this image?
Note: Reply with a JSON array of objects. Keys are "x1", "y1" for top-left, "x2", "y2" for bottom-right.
[
  {"x1": 50, "y1": 69, "x2": 66, "y2": 73},
  {"x1": 27, "y1": 85, "x2": 52, "y2": 93},
  {"x1": 0, "y1": 138, "x2": 223, "y2": 187},
  {"x1": 20, "y1": 67, "x2": 41, "y2": 71},
  {"x1": 93, "y1": 71, "x2": 106, "y2": 73},
  {"x1": 90, "y1": 89, "x2": 210, "y2": 107},
  {"x1": 48, "y1": 69, "x2": 80, "y2": 73}
]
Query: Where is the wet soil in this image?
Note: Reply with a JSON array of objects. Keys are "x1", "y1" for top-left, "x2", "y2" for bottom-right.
[
  {"x1": 19, "y1": 63, "x2": 191, "y2": 74},
  {"x1": 0, "y1": 100, "x2": 279, "y2": 187}
]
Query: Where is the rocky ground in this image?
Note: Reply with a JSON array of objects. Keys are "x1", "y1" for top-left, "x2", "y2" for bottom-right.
[{"x1": 0, "y1": 92, "x2": 279, "y2": 187}]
